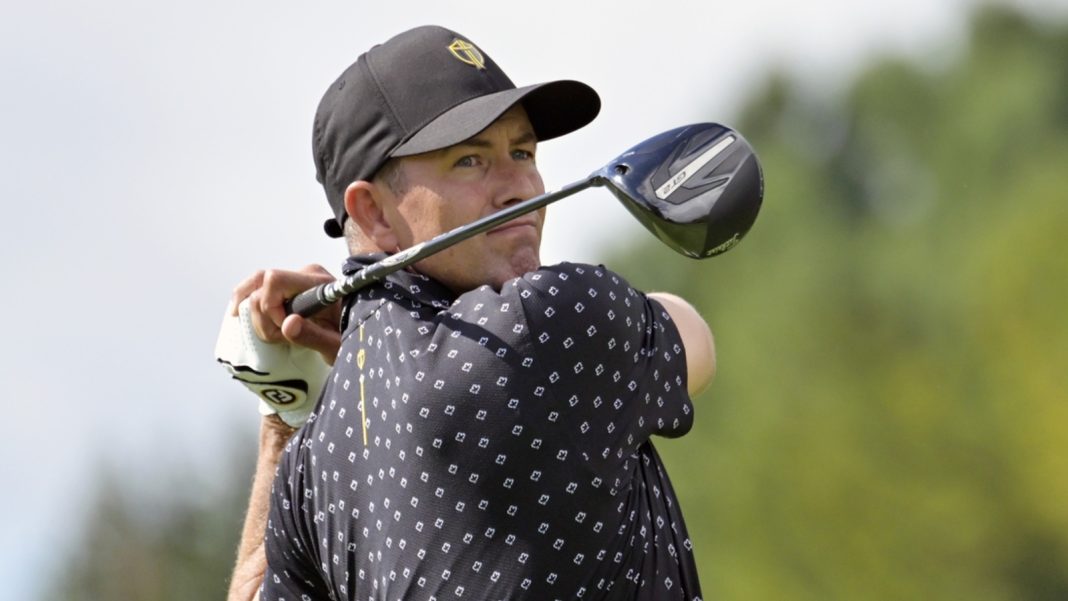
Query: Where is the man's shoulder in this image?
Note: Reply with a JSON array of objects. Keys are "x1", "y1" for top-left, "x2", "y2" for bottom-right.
[
  {"x1": 503, "y1": 262, "x2": 641, "y2": 310},
  {"x1": 337, "y1": 261, "x2": 644, "y2": 342},
  {"x1": 503, "y1": 262, "x2": 636, "y2": 300}
]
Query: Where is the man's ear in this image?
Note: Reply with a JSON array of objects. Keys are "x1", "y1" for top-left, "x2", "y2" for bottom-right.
[{"x1": 344, "y1": 180, "x2": 399, "y2": 252}]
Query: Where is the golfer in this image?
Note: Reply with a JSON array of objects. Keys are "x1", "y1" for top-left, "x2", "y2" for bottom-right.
[{"x1": 224, "y1": 25, "x2": 715, "y2": 601}]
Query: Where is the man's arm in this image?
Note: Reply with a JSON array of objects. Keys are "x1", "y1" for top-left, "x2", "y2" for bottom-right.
[
  {"x1": 227, "y1": 415, "x2": 295, "y2": 601},
  {"x1": 222, "y1": 265, "x2": 345, "y2": 600},
  {"x1": 648, "y1": 292, "x2": 716, "y2": 396}
]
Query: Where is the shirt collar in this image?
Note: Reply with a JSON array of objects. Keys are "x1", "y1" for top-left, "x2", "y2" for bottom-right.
[{"x1": 342, "y1": 253, "x2": 457, "y2": 309}]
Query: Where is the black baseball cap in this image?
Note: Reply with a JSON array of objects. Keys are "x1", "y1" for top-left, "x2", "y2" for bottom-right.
[{"x1": 312, "y1": 25, "x2": 601, "y2": 238}]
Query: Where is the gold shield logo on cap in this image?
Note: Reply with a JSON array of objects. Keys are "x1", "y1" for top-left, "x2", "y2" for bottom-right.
[{"x1": 448, "y1": 39, "x2": 486, "y2": 70}]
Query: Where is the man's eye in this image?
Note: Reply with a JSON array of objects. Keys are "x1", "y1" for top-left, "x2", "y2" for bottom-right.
[
  {"x1": 454, "y1": 155, "x2": 481, "y2": 168},
  {"x1": 512, "y1": 149, "x2": 535, "y2": 161}
]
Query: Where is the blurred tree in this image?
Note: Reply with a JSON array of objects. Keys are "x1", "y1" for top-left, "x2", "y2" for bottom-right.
[
  {"x1": 621, "y1": 5, "x2": 1068, "y2": 601},
  {"x1": 41, "y1": 452, "x2": 253, "y2": 601}
]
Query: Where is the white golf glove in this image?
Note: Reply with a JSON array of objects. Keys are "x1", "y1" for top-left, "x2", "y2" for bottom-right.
[{"x1": 214, "y1": 298, "x2": 330, "y2": 427}]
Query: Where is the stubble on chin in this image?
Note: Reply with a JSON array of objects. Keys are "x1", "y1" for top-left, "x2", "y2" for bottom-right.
[
  {"x1": 497, "y1": 247, "x2": 541, "y2": 288},
  {"x1": 514, "y1": 250, "x2": 541, "y2": 276}
]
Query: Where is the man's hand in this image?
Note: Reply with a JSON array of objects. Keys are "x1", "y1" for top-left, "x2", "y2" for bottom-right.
[
  {"x1": 215, "y1": 265, "x2": 343, "y2": 427},
  {"x1": 230, "y1": 265, "x2": 343, "y2": 363}
]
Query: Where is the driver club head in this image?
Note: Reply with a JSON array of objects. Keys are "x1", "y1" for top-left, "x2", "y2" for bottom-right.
[{"x1": 595, "y1": 122, "x2": 764, "y2": 258}]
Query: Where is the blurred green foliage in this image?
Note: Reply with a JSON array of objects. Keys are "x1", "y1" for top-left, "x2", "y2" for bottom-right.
[
  {"x1": 45, "y1": 5, "x2": 1067, "y2": 600},
  {"x1": 624, "y1": 6, "x2": 1068, "y2": 600},
  {"x1": 41, "y1": 457, "x2": 252, "y2": 600}
]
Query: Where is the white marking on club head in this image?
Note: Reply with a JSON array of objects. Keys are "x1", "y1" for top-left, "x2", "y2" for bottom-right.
[
  {"x1": 655, "y1": 135, "x2": 735, "y2": 200},
  {"x1": 705, "y1": 232, "x2": 741, "y2": 256}
]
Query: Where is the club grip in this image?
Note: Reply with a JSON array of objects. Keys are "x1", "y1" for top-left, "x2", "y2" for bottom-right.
[{"x1": 284, "y1": 285, "x2": 328, "y2": 317}]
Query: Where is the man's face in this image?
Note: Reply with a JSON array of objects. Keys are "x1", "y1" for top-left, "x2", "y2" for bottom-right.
[{"x1": 378, "y1": 106, "x2": 547, "y2": 292}]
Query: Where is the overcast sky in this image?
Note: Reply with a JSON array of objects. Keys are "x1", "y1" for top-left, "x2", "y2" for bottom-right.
[{"x1": 2, "y1": 0, "x2": 1063, "y2": 597}]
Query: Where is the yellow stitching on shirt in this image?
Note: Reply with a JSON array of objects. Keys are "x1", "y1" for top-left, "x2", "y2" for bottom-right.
[{"x1": 357, "y1": 325, "x2": 367, "y2": 446}]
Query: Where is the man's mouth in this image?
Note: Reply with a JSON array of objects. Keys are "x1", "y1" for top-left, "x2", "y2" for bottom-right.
[{"x1": 488, "y1": 218, "x2": 538, "y2": 235}]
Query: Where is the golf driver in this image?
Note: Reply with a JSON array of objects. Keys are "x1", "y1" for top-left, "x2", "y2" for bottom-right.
[{"x1": 286, "y1": 122, "x2": 764, "y2": 317}]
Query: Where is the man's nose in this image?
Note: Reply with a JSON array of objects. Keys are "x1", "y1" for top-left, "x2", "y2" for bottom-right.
[{"x1": 490, "y1": 161, "x2": 538, "y2": 207}]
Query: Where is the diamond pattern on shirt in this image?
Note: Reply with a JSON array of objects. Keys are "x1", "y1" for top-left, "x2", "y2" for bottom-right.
[{"x1": 262, "y1": 258, "x2": 702, "y2": 601}]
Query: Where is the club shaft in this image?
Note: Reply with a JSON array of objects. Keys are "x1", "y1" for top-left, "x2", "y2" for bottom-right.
[{"x1": 286, "y1": 176, "x2": 605, "y2": 316}]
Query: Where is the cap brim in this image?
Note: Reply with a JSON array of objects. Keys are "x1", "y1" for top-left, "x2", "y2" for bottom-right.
[{"x1": 392, "y1": 80, "x2": 600, "y2": 157}]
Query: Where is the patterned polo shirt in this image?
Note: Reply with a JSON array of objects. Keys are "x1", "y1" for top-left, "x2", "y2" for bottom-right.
[{"x1": 261, "y1": 256, "x2": 702, "y2": 600}]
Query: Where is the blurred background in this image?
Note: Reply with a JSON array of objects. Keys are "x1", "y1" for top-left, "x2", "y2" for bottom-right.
[{"x1": 2, "y1": 0, "x2": 1066, "y2": 599}]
